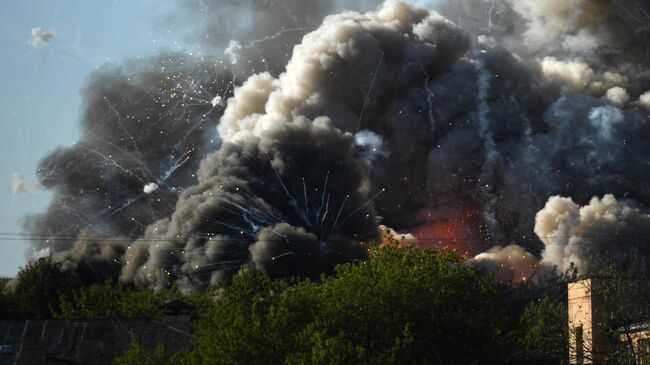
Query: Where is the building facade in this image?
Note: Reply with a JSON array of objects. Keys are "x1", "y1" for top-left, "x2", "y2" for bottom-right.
[{"x1": 568, "y1": 278, "x2": 650, "y2": 365}]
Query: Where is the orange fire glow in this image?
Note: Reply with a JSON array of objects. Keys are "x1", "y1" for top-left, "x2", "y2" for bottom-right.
[{"x1": 411, "y1": 208, "x2": 481, "y2": 258}]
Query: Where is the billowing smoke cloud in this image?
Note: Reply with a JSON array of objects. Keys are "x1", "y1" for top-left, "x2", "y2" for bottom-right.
[
  {"x1": 441, "y1": 0, "x2": 650, "y2": 60},
  {"x1": 118, "y1": 1, "x2": 472, "y2": 290},
  {"x1": 51, "y1": 229, "x2": 128, "y2": 285},
  {"x1": 535, "y1": 194, "x2": 650, "y2": 273},
  {"x1": 25, "y1": 0, "x2": 650, "y2": 288},
  {"x1": 30, "y1": 27, "x2": 55, "y2": 48},
  {"x1": 473, "y1": 193, "x2": 650, "y2": 280},
  {"x1": 509, "y1": 0, "x2": 650, "y2": 63},
  {"x1": 120, "y1": 115, "x2": 375, "y2": 289}
]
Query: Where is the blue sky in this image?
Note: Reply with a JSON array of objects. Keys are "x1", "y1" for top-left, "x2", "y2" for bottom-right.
[
  {"x1": 0, "y1": 0, "x2": 181, "y2": 276},
  {"x1": 0, "y1": 0, "x2": 438, "y2": 277}
]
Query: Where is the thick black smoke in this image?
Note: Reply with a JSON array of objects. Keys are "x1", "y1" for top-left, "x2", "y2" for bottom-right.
[
  {"x1": 24, "y1": 0, "x2": 650, "y2": 289},
  {"x1": 121, "y1": 116, "x2": 374, "y2": 289}
]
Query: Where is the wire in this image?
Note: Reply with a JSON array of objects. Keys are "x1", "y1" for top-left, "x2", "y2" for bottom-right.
[{"x1": 2, "y1": 231, "x2": 650, "y2": 245}]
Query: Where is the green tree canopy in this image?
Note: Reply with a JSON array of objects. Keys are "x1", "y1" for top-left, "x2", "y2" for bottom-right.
[
  {"x1": 57, "y1": 280, "x2": 216, "y2": 320},
  {"x1": 185, "y1": 243, "x2": 509, "y2": 365},
  {"x1": 7, "y1": 257, "x2": 75, "y2": 319},
  {"x1": 512, "y1": 297, "x2": 567, "y2": 365}
]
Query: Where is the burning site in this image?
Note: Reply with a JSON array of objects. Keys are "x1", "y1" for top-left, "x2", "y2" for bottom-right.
[
  {"x1": 2, "y1": 1, "x2": 650, "y2": 363},
  {"x1": 17, "y1": 0, "x2": 650, "y2": 289}
]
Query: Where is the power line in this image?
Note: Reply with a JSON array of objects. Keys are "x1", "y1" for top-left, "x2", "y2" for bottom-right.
[
  {"x1": 3, "y1": 231, "x2": 650, "y2": 239},
  {"x1": 1, "y1": 233, "x2": 650, "y2": 245}
]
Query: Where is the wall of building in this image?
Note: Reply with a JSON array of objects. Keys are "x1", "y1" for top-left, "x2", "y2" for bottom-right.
[{"x1": 568, "y1": 278, "x2": 607, "y2": 364}]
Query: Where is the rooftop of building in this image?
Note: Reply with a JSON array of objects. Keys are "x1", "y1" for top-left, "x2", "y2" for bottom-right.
[{"x1": 0, "y1": 317, "x2": 194, "y2": 365}]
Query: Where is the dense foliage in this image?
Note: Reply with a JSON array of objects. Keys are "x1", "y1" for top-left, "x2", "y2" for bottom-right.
[
  {"x1": 512, "y1": 297, "x2": 568, "y2": 364},
  {"x1": 1, "y1": 243, "x2": 620, "y2": 365},
  {"x1": 1, "y1": 257, "x2": 75, "y2": 318},
  {"x1": 182, "y1": 244, "x2": 510, "y2": 364},
  {"x1": 115, "y1": 334, "x2": 184, "y2": 365},
  {"x1": 58, "y1": 281, "x2": 186, "y2": 319}
]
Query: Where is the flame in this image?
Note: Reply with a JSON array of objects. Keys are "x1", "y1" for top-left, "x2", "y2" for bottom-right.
[{"x1": 411, "y1": 208, "x2": 480, "y2": 258}]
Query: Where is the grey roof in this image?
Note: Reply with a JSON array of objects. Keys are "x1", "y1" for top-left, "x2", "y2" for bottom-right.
[{"x1": 0, "y1": 318, "x2": 194, "y2": 365}]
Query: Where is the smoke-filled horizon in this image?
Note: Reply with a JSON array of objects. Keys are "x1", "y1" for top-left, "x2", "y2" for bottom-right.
[{"x1": 22, "y1": 0, "x2": 650, "y2": 290}]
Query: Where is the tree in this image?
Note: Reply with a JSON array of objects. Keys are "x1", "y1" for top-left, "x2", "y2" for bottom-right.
[
  {"x1": 513, "y1": 297, "x2": 568, "y2": 365},
  {"x1": 8, "y1": 257, "x2": 75, "y2": 318},
  {"x1": 501, "y1": 264, "x2": 576, "y2": 365},
  {"x1": 0, "y1": 289, "x2": 11, "y2": 320},
  {"x1": 291, "y1": 244, "x2": 509, "y2": 365},
  {"x1": 184, "y1": 269, "x2": 295, "y2": 365},
  {"x1": 114, "y1": 334, "x2": 187, "y2": 365},
  {"x1": 58, "y1": 281, "x2": 179, "y2": 319},
  {"x1": 184, "y1": 243, "x2": 510, "y2": 364}
]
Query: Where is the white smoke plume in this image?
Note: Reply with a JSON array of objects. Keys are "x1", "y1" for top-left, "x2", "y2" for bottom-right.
[
  {"x1": 638, "y1": 91, "x2": 650, "y2": 111},
  {"x1": 12, "y1": 174, "x2": 42, "y2": 195},
  {"x1": 541, "y1": 57, "x2": 594, "y2": 91},
  {"x1": 535, "y1": 194, "x2": 650, "y2": 274},
  {"x1": 508, "y1": 0, "x2": 612, "y2": 53},
  {"x1": 470, "y1": 193, "x2": 650, "y2": 281},
  {"x1": 355, "y1": 130, "x2": 389, "y2": 161},
  {"x1": 605, "y1": 87, "x2": 630, "y2": 106},
  {"x1": 468, "y1": 244, "x2": 548, "y2": 284},
  {"x1": 30, "y1": 27, "x2": 55, "y2": 48},
  {"x1": 143, "y1": 183, "x2": 159, "y2": 194}
]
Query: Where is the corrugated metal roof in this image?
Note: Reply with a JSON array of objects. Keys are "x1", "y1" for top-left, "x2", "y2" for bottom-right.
[{"x1": 0, "y1": 319, "x2": 194, "y2": 365}]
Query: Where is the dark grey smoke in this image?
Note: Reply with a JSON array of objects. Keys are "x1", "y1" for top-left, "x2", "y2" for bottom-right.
[
  {"x1": 24, "y1": 53, "x2": 234, "y2": 271},
  {"x1": 25, "y1": 0, "x2": 650, "y2": 289},
  {"x1": 118, "y1": 2, "x2": 474, "y2": 290},
  {"x1": 121, "y1": 117, "x2": 375, "y2": 290}
]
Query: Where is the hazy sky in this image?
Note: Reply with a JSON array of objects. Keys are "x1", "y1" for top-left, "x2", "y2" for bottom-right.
[{"x1": 0, "y1": 0, "x2": 437, "y2": 277}]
